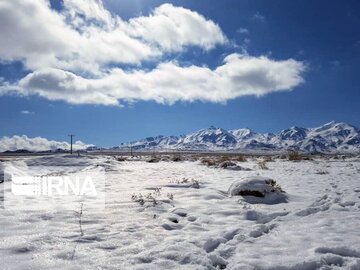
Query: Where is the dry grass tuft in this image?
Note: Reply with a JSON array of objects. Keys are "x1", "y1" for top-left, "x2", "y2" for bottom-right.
[
  {"x1": 288, "y1": 151, "x2": 303, "y2": 161},
  {"x1": 315, "y1": 170, "x2": 329, "y2": 175},
  {"x1": 201, "y1": 155, "x2": 247, "y2": 167},
  {"x1": 258, "y1": 160, "x2": 269, "y2": 170},
  {"x1": 263, "y1": 156, "x2": 274, "y2": 162},
  {"x1": 234, "y1": 155, "x2": 247, "y2": 162},
  {"x1": 201, "y1": 158, "x2": 217, "y2": 167}
]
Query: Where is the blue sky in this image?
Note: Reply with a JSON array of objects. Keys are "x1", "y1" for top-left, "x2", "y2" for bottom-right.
[{"x1": 0, "y1": 0, "x2": 359, "y2": 147}]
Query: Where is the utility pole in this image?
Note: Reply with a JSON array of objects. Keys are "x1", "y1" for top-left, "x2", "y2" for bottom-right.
[{"x1": 68, "y1": 134, "x2": 75, "y2": 154}]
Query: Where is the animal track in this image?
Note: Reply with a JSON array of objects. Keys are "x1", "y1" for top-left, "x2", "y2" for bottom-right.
[
  {"x1": 244, "y1": 210, "x2": 289, "y2": 224},
  {"x1": 249, "y1": 223, "x2": 277, "y2": 238},
  {"x1": 315, "y1": 246, "x2": 360, "y2": 258},
  {"x1": 162, "y1": 208, "x2": 197, "y2": 230},
  {"x1": 296, "y1": 195, "x2": 332, "y2": 216},
  {"x1": 171, "y1": 208, "x2": 188, "y2": 217}
]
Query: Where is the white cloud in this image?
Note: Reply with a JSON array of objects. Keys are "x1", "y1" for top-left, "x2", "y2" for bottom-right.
[
  {"x1": 237, "y1": 28, "x2": 249, "y2": 34},
  {"x1": 16, "y1": 54, "x2": 305, "y2": 105},
  {"x1": 64, "y1": 0, "x2": 114, "y2": 28},
  {"x1": 20, "y1": 110, "x2": 34, "y2": 115},
  {"x1": 330, "y1": 60, "x2": 340, "y2": 68},
  {"x1": 252, "y1": 12, "x2": 266, "y2": 22},
  {"x1": 0, "y1": 0, "x2": 226, "y2": 73},
  {"x1": 0, "y1": 135, "x2": 91, "y2": 152},
  {"x1": 126, "y1": 3, "x2": 227, "y2": 52},
  {"x1": 0, "y1": 1, "x2": 305, "y2": 106}
]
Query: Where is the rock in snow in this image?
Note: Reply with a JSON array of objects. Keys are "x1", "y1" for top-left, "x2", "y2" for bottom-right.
[
  {"x1": 228, "y1": 177, "x2": 287, "y2": 204},
  {"x1": 218, "y1": 160, "x2": 252, "y2": 171}
]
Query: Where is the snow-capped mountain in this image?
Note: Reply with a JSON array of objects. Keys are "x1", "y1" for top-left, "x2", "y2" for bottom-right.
[{"x1": 116, "y1": 121, "x2": 360, "y2": 153}]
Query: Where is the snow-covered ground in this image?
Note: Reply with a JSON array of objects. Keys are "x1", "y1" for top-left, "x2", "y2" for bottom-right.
[{"x1": 0, "y1": 154, "x2": 360, "y2": 269}]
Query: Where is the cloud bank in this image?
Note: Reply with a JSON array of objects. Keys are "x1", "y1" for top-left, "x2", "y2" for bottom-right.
[
  {"x1": 0, "y1": 0, "x2": 305, "y2": 106},
  {"x1": 0, "y1": 135, "x2": 90, "y2": 152},
  {"x1": 0, "y1": 0, "x2": 226, "y2": 72},
  {"x1": 18, "y1": 54, "x2": 305, "y2": 105}
]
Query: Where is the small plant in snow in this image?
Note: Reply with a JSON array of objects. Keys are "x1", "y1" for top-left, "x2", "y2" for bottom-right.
[
  {"x1": 258, "y1": 160, "x2": 268, "y2": 170},
  {"x1": 176, "y1": 177, "x2": 189, "y2": 184},
  {"x1": 131, "y1": 193, "x2": 145, "y2": 206},
  {"x1": 201, "y1": 158, "x2": 216, "y2": 167},
  {"x1": 170, "y1": 177, "x2": 200, "y2": 188},
  {"x1": 217, "y1": 156, "x2": 232, "y2": 163},
  {"x1": 154, "y1": 187, "x2": 162, "y2": 196},
  {"x1": 131, "y1": 191, "x2": 162, "y2": 207},
  {"x1": 265, "y1": 179, "x2": 285, "y2": 193},
  {"x1": 115, "y1": 156, "x2": 126, "y2": 162},
  {"x1": 167, "y1": 193, "x2": 174, "y2": 200},
  {"x1": 315, "y1": 170, "x2": 329, "y2": 175},
  {"x1": 263, "y1": 156, "x2": 273, "y2": 162},
  {"x1": 145, "y1": 193, "x2": 159, "y2": 206},
  {"x1": 74, "y1": 203, "x2": 84, "y2": 237},
  {"x1": 191, "y1": 179, "x2": 200, "y2": 189},
  {"x1": 288, "y1": 151, "x2": 303, "y2": 161},
  {"x1": 234, "y1": 155, "x2": 247, "y2": 162}
]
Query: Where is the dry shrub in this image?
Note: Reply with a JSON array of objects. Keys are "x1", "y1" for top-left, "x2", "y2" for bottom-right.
[
  {"x1": 176, "y1": 177, "x2": 189, "y2": 184},
  {"x1": 219, "y1": 160, "x2": 237, "y2": 169},
  {"x1": 191, "y1": 179, "x2": 200, "y2": 189},
  {"x1": 217, "y1": 155, "x2": 247, "y2": 162},
  {"x1": 315, "y1": 170, "x2": 328, "y2": 175},
  {"x1": 288, "y1": 151, "x2": 302, "y2": 161},
  {"x1": 217, "y1": 156, "x2": 232, "y2": 163},
  {"x1": 174, "y1": 178, "x2": 200, "y2": 188},
  {"x1": 234, "y1": 155, "x2": 247, "y2": 162},
  {"x1": 258, "y1": 160, "x2": 268, "y2": 170},
  {"x1": 167, "y1": 193, "x2": 174, "y2": 200},
  {"x1": 202, "y1": 155, "x2": 247, "y2": 167},
  {"x1": 266, "y1": 179, "x2": 285, "y2": 193},
  {"x1": 131, "y1": 192, "x2": 159, "y2": 207},
  {"x1": 201, "y1": 158, "x2": 217, "y2": 167},
  {"x1": 263, "y1": 156, "x2": 274, "y2": 162}
]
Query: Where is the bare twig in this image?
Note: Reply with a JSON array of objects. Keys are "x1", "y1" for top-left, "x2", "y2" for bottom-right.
[{"x1": 74, "y1": 203, "x2": 84, "y2": 237}]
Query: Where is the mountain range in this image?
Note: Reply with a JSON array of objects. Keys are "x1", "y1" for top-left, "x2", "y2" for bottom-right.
[
  {"x1": 1, "y1": 121, "x2": 359, "y2": 154},
  {"x1": 114, "y1": 121, "x2": 360, "y2": 153}
]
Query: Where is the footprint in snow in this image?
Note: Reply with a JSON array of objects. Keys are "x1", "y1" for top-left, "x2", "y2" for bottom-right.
[
  {"x1": 172, "y1": 207, "x2": 197, "y2": 222},
  {"x1": 162, "y1": 208, "x2": 197, "y2": 230},
  {"x1": 296, "y1": 195, "x2": 332, "y2": 217}
]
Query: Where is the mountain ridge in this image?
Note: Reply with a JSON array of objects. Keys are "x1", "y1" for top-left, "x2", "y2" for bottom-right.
[{"x1": 114, "y1": 121, "x2": 360, "y2": 153}]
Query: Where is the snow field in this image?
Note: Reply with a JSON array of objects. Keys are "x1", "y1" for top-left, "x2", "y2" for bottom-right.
[{"x1": 0, "y1": 154, "x2": 359, "y2": 269}]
